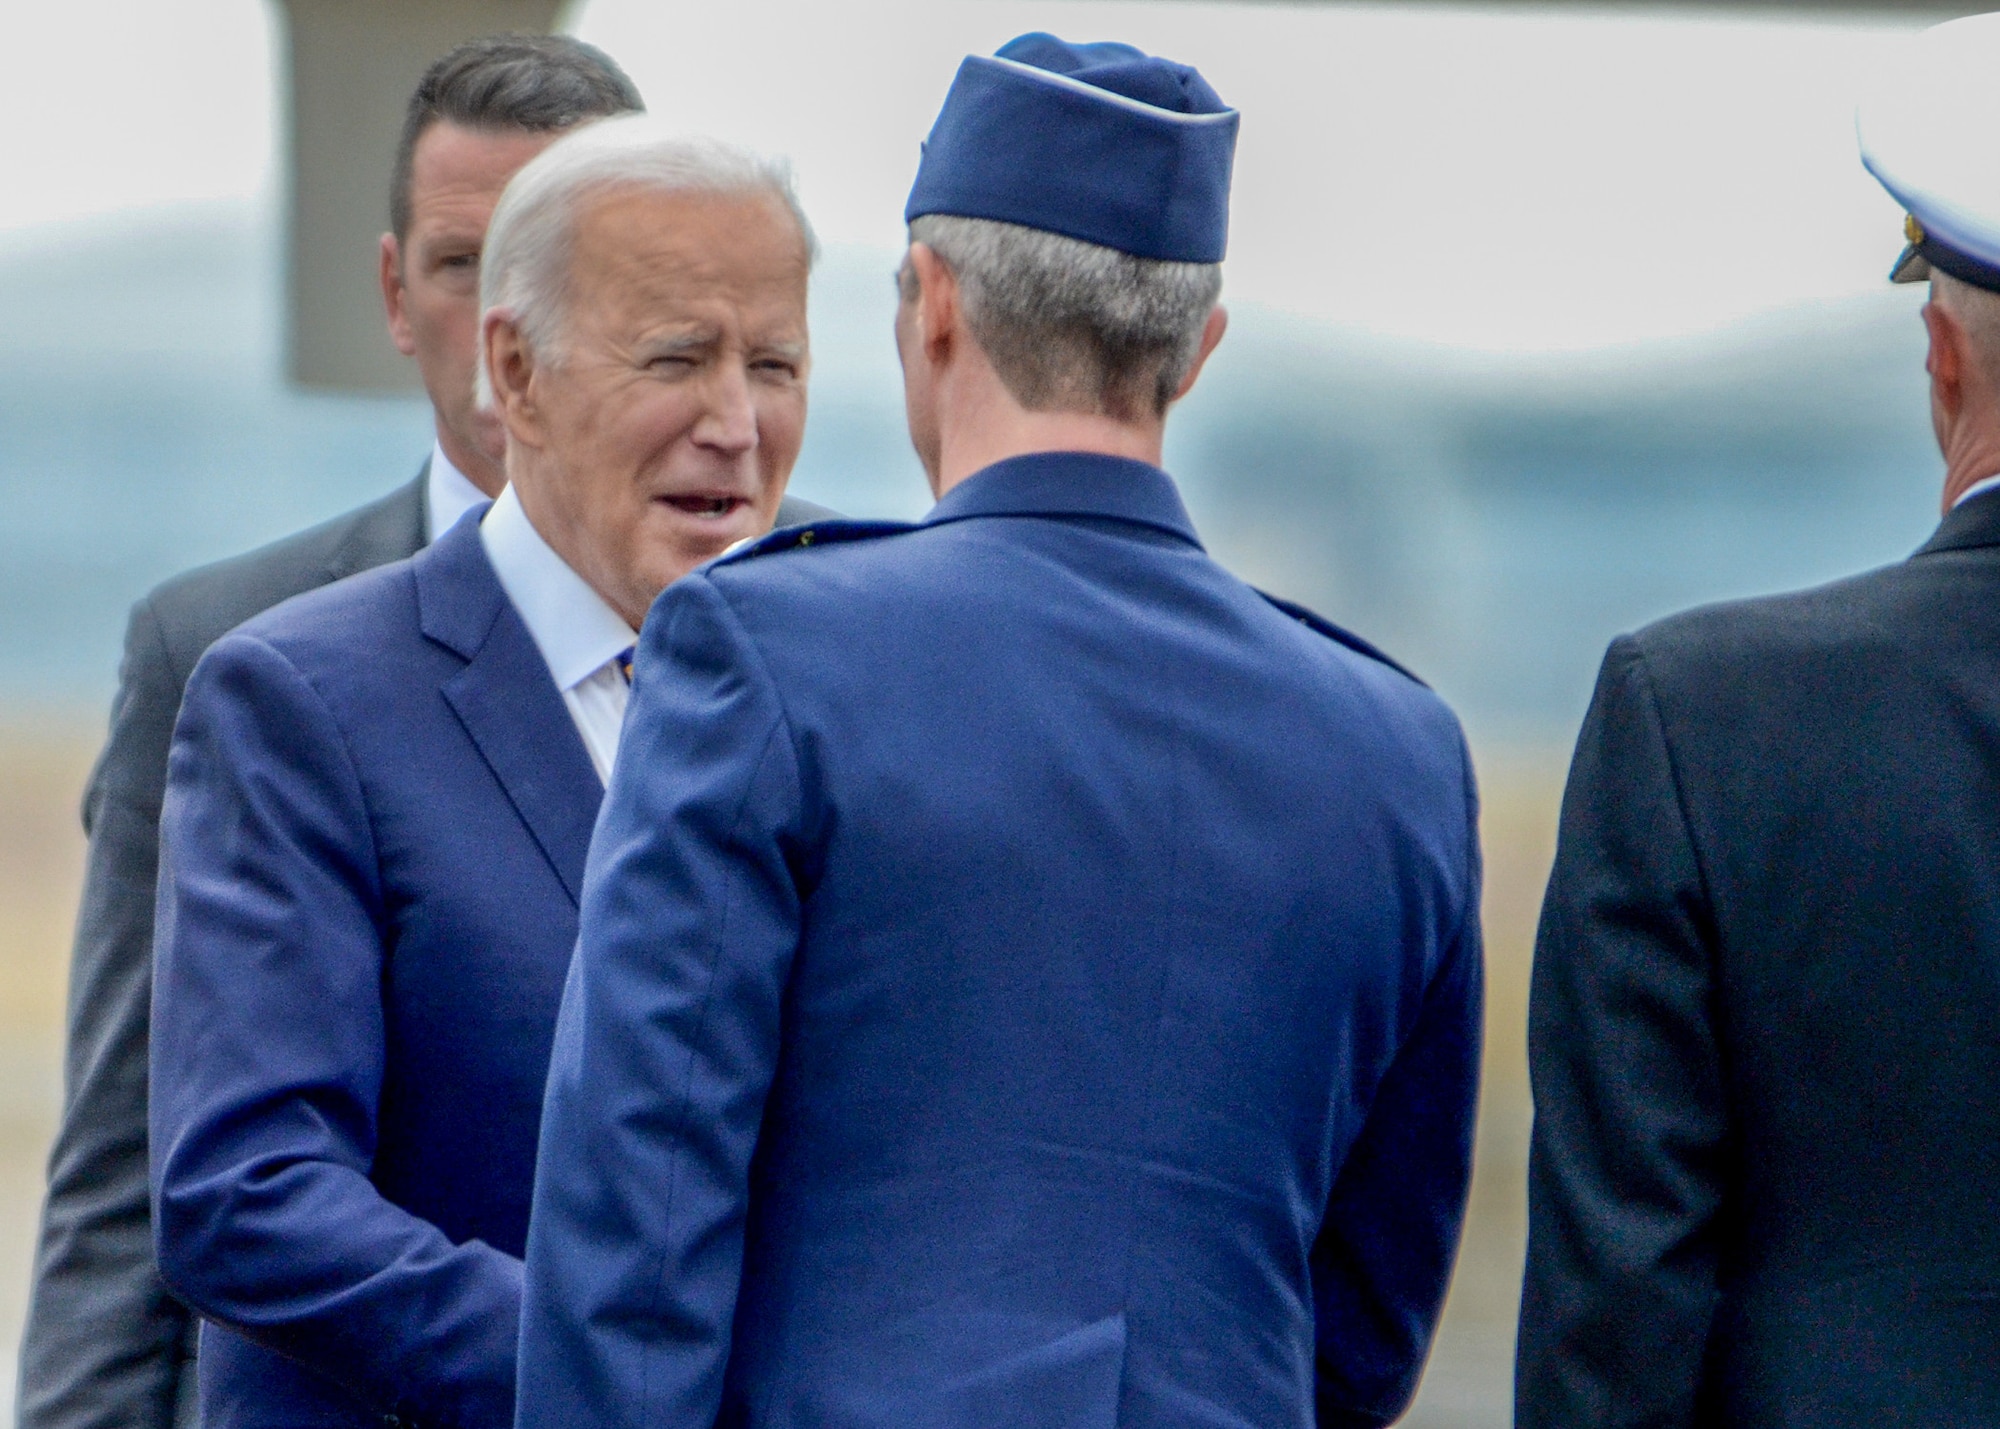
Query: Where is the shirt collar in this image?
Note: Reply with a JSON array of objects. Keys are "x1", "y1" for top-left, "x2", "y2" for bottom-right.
[
  {"x1": 478, "y1": 484, "x2": 637, "y2": 692},
  {"x1": 923, "y1": 451, "x2": 1203, "y2": 548},
  {"x1": 1954, "y1": 472, "x2": 2000, "y2": 510},
  {"x1": 425, "y1": 440, "x2": 491, "y2": 544}
]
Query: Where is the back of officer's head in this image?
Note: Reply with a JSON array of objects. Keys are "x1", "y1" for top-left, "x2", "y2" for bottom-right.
[
  {"x1": 901, "y1": 34, "x2": 1238, "y2": 424},
  {"x1": 902, "y1": 217, "x2": 1219, "y2": 422}
]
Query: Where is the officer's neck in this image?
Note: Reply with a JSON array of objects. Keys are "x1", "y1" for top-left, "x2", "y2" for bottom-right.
[{"x1": 927, "y1": 361, "x2": 1165, "y2": 501}]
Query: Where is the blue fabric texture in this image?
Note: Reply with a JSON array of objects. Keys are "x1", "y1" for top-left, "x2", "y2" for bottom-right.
[
  {"x1": 150, "y1": 510, "x2": 601, "y2": 1429},
  {"x1": 517, "y1": 453, "x2": 1484, "y2": 1429},
  {"x1": 904, "y1": 32, "x2": 1239, "y2": 262}
]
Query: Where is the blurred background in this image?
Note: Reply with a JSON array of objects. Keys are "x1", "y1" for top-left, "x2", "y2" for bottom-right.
[{"x1": 0, "y1": 0, "x2": 1961, "y2": 1422}]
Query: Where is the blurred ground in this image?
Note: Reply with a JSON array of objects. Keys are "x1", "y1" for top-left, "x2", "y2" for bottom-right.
[
  {"x1": 1403, "y1": 746, "x2": 1563, "y2": 1428},
  {"x1": 0, "y1": 724, "x2": 1560, "y2": 1427},
  {"x1": 0, "y1": 725, "x2": 91, "y2": 1422}
]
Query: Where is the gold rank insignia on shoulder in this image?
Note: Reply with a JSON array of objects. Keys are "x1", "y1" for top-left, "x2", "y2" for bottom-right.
[{"x1": 1907, "y1": 213, "x2": 1926, "y2": 244}]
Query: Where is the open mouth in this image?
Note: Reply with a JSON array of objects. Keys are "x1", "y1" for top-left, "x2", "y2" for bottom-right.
[{"x1": 659, "y1": 495, "x2": 748, "y2": 520}]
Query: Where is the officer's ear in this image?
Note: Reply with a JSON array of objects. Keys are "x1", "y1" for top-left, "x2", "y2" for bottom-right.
[
  {"x1": 1169, "y1": 305, "x2": 1230, "y2": 405},
  {"x1": 1924, "y1": 298, "x2": 1969, "y2": 422},
  {"x1": 906, "y1": 243, "x2": 962, "y2": 367}
]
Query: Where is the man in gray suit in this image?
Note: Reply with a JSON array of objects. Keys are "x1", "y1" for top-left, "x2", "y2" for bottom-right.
[{"x1": 14, "y1": 37, "x2": 673, "y2": 1429}]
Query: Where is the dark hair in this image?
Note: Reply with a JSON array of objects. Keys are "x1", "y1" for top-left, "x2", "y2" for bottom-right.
[{"x1": 390, "y1": 34, "x2": 644, "y2": 238}]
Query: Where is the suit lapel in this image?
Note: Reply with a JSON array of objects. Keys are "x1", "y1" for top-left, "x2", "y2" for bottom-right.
[{"x1": 416, "y1": 518, "x2": 603, "y2": 906}]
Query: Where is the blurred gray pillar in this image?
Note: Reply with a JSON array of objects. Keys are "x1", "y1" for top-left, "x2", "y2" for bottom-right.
[{"x1": 278, "y1": 0, "x2": 567, "y2": 391}]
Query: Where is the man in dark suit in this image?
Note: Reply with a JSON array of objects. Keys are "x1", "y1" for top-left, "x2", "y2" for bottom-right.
[
  {"x1": 517, "y1": 36, "x2": 1483, "y2": 1429},
  {"x1": 151, "y1": 120, "x2": 823, "y2": 1428},
  {"x1": 16, "y1": 36, "x2": 647, "y2": 1429},
  {"x1": 1516, "y1": 18, "x2": 2000, "y2": 1425}
]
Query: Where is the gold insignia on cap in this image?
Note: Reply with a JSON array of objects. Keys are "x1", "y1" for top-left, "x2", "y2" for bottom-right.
[{"x1": 1907, "y1": 213, "x2": 1927, "y2": 244}]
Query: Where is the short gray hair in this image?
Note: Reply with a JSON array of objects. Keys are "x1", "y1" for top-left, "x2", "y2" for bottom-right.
[
  {"x1": 906, "y1": 214, "x2": 1221, "y2": 420},
  {"x1": 478, "y1": 116, "x2": 816, "y2": 407},
  {"x1": 1934, "y1": 270, "x2": 2000, "y2": 387}
]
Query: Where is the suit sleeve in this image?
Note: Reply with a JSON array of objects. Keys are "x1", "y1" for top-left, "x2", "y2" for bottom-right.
[
  {"x1": 517, "y1": 574, "x2": 805, "y2": 1429},
  {"x1": 19, "y1": 598, "x2": 194, "y2": 1429},
  {"x1": 151, "y1": 633, "x2": 523, "y2": 1429},
  {"x1": 1514, "y1": 636, "x2": 1728, "y2": 1429},
  {"x1": 1311, "y1": 730, "x2": 1484, "y2": 1428}
]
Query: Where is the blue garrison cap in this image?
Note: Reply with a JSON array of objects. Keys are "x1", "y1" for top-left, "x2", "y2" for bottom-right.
[
  {"x1": 904, "y1": 32, "x2": 1239, "y2": 264},
  {"x1": 1858, "y1": 14, "x2": 2000, "y2": 293}
]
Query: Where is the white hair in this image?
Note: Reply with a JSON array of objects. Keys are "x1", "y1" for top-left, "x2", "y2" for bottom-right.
[
  {"x1": 476, "y1": 115, "x2": 816, "y2": 408},
  {"x1": 906, "y1": 213, "x2": 1221, "y2": 419}
]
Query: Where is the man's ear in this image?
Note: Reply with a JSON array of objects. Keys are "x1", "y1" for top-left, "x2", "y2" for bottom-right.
[
  {"x1": 381, "y1": 233, "x2": 417, "y2": 357},
  {"x1": 1925, "y1": 299, "x2": 1968, "y2": 422},
  {"x1": 909, "y1": 243, "x2": 960, "y2": 366},
  {"x1": 1169, "y1": 305, "x2": 1230, "y2": 405},
  {"x1": 483, "y1": 308, "x2": 545, "y2": 450}
]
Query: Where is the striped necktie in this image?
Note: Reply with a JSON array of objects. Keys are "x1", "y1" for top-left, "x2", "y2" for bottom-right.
[{"x1": 616, "y1": 646, "x2": 635, "y2": 685}]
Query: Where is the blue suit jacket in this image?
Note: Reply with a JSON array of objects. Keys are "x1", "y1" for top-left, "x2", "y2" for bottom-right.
[
  {"x1": 150, "y1": 511, "x2": 602, "y2": 1429},
  {"x1": 518, "y1": 455, "x2": 1483, "y2": 1429}
]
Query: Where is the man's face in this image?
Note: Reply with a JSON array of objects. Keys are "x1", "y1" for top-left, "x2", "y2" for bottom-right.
[
  {"x1": 382, "y1": 122, "x2": 561, "y2": 493},
  {"x1": 504, "y1": 187, "x2": 811, "y2": 625}
]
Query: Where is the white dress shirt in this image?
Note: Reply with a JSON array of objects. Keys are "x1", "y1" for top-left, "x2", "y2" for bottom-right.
[
  {"x1": 478, "y1": 485, "x2": 639, "y2": 784},
  {"x1": 425, "y1": 441, "x2": 491, "y2": 543},
  {"x1": 1955, "y1": 472, "x2": 2000, "y2": 510}
]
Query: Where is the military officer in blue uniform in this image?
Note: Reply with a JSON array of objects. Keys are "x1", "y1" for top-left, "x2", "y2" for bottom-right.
[{"x1": 518, "y1": 34, "x2": 1484, "y2": 1429}]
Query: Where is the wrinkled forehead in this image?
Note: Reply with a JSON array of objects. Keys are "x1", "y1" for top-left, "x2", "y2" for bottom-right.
[{"x1": 567, "y1": 185, "x2": 811, "y2": 306}]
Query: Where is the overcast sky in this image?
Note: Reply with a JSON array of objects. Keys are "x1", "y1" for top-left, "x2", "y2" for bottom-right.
[{"x1": 0, "y1": 0, "x2": 1925, "y2": 352}]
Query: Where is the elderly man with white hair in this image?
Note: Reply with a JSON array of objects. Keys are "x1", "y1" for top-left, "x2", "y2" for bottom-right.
[{"x1": 147, "y1": 118, "x2": 829, "y2": 1429}]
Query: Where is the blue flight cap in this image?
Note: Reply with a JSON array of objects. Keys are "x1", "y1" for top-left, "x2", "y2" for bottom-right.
[
  {"x1": 1858, "y1": 13, "x2": 2000, "y2": 293},
  {"x1": 904, "y1": 32, "x2": 1239, "y2": 264}
]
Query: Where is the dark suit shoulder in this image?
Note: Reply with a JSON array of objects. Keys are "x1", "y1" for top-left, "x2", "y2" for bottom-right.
[
  {"x1": 143, "y1": 477, "x2": 425, "y2": 692},
  {"x1": 1621, "y1": 553, "x2": 1951, "y2": 700}
]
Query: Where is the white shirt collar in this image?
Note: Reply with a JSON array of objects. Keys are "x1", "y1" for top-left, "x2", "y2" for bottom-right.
[
  {"x1": 425, "y1": 440, "x2": 491, "y2": 543},
  {"x1": 478, "y1": 484, "x2": 637, "y2": 692},
  {"x1": 1954, "y1": 472, "x2": 2000, "y2": 510}
]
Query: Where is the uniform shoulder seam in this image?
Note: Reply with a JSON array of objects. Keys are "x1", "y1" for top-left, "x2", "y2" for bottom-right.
[
  {"x1": 1254, "y1": 589, "x2": 1427, "y2": 688},
  {"x1": 708, "y1": 519, "x2": 919, "y2": 570}
]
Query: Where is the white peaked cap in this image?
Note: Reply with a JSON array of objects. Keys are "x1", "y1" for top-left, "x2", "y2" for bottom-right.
[{"x1": 1857, "y1": 11, "x2": 2000, "y2": 290}]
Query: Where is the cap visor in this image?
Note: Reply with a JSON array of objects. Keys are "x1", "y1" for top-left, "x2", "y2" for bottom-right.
[{"x1": 1890, "y1": 242, "x2": 1932, "y2": 283}]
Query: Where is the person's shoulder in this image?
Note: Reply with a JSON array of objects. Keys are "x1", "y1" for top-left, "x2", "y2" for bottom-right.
[
  {"x1": 1254, "y1": 588, "x2": 1428, "y2": 689},
  {"x1": 228, "y1": 545, "x2": 424, "y2": 659},
  {"x1": 700, "y1": 516, "x2": 926, "y2": 601},
  {"x1": 713, "y1": 516, "x2": 918, "y2": 568},
  {"x1": 1249, "y1": 586, "x2": 1467, "y2": 780},
  {"x1": 1624, "y1": 557, "x2": 1919, "y2": 690},
  {"x1": 142, "y1": 477, "x2": 426, "y2": 681},
  {"x1": 181, "y1": 557, "x2": 429, "y2": 749}
]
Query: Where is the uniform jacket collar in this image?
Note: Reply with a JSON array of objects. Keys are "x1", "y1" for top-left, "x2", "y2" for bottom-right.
[
  {"x1": 1917, "y1": 483, "x2": 2000, "y2": 558},
  {"x1": 924, "y1": 452, "x2": 1204, "y2": 548},
  {"x1": 414, "y1": 509, "x2": 602, "y2": 906}
]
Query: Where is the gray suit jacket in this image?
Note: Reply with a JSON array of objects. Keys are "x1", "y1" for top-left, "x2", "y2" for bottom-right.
[{"x1": 20, "y1": 469, "x2": 836, "y2": 1429}]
